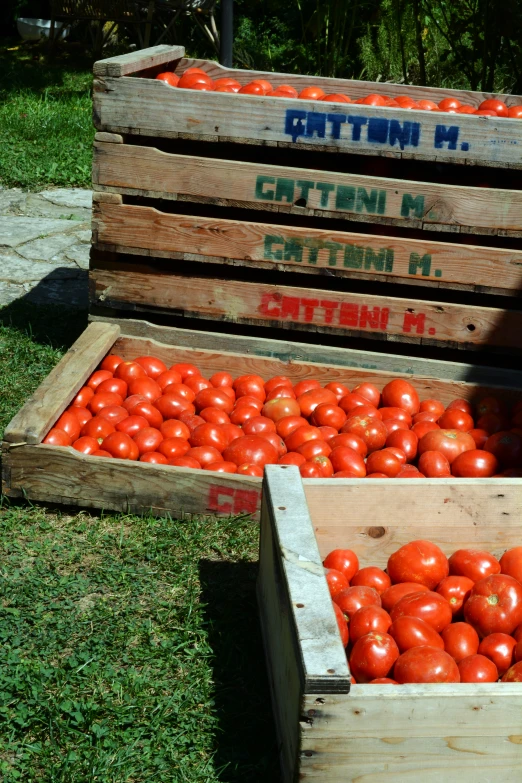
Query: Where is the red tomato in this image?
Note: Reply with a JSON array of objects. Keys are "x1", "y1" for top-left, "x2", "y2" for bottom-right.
[
  {"x1": 204, "y1": 461, "x2": 238, "y2": 473},
  {"x1": 96, "y1": 378, "x2": 128, "y2": 398},
  {"x1": 168, "y1": 456, "x2": 201, "y2": 469},
  {"x1": 333, "y1": 602, "x2": 349, "y2": 647},
  {"x1": 368, "y1": 678, "x2": 398, "y2": 684},
  {"x1": 310, "y1": 455, "x2": 334, "y2": 477},
  {"x1": 413, "y1": 411, "x2": 439, "y2": 424},
  {"x1": 199, "y1": 407, "x2": 230, "y2": 426},
  {"x1": 420, "y1": 399, "x2": 445, "y2": 417},
  {"x1": 221, "y1": 423, "x2": 245, "y2": 445},
  {"x1": 485, "y1": 431, "x2": 522, "y2": 467},
  {"x1": 333, "y1": 471, "x2": 362, "y2": 478},
  {"x1": 459, "y1": 654, "x2": 498, "y2": 682},
  {"x1": 209, "y1": 371, "x2": 233, "y2": 388},
  {"x1": 349, "y1": 606, "x2": 392, "y2": 643},
  {"x1": 451, "y1": 449, "x2": 499, "y2": 477},
  {"x1": 298, "y1": 86, "x2": 326, "y2": 100},
  {"x1": 508, "y1": 105, "x2": 522, "y2": 119},
  {"x1": 297, "y1": 388, "x2": 336, "y2": 418},
  {"x1": 341, "y1": 416, "x2": 387, "y2": 453},
  {"x1": 349, "y1": 632, "x2": 399, "y2": 683},
  {"x1": 352, "y1": 382, "x2": 381, "y2": 407},
  {"x1": 438, "y1": 409, "x2": 474, "y2": 431},
  {"x1": 262, "y1": 398, "x2": 300, "y2": 422},
  {"x1": 265, "y1": 386, "x2": 296, "y2": 402},
  {"x1": 81, "y1": 416, "x2": 115, "y2": 440},
  {"x1": 324, "y1": 381, "x2": 350, "y2": 401},
  {"x1": 334, "y1": 585, "x2": 381, "y2": 619},
  {"x1": 117, "y1": 415, "x2": 149, "y2": 437},
  {"x1": 194, "y1": 388, "x2": 235, "y2": 413},
  {"x1": 87, "y1": 369, "x2": 113, "y2": 390},
  {"x1": 161, "y1": 383, "x2": 194, "y2": 402},
  {"x1": 293, "y1": 380, "x2": 321, "y2": 397},
  {"x1": 500, "y1": 547, "x2": 522, "y2": 584},
  {"x1": 140, "y1": 451, "x2": 168, "y2": 464},
  {"x1": 513, "y1": 623, "x2": 522, "y2": 643},
  {"x1": 385, "y1": 429, "x2": 418, "y2": 462},
  {"x1": 502, "y1": 661, "x2": 522, "y2": 681},
  {"x1": 360, "y1": 93, "x2": 387, "y2": 106},
  {"x1": 449, "y1": 549, "x2": 501, "y2": 583},
  {"x1": 178, "y1": 72, "x2": 213, "y2": 90},
  {"x1": 365, "y1": 450, "x2": 402, "y2": 477},
  {"x1": 71, "y1": 386, "x2": 94, "y2": 408},
  {"x1": 263, "y1": 375, "x2": 292, "y2": 393},
  {"x1": 389, "y1": 616, "x2": 444, "y2": 652},
  {"x1": 128, "y1": 377, "x2": 162, "y2": 402},
  {"x1": 236, "y1": 463, "x2": 264, "y2": 476},
  {"x1": 97, "y1": 406, "x2": 128, "y2": 425},
  {"x1": 417, "y1": 99, "x2": 439, "y2": 111},
  {"x1": 351, "y1": 567, "x2": 391, "y2": 595},
  {"x1": 323, "y1": 549, "x2": 359, "y2": 581},
  {"x1": 418, "y1": 429, "x2": 475, "y2": 464},
  {"x1": 478, "y1": 633, "x2": 516, "y2": 675},
  {"x1": 338, "y1": 392, "x2": 370, "y2": 414},
  {"x1": 439, "y1": 97, "x2": 461, "y2": 111},
  {"x1": 387, "y1": 540, "x2": 449, "y2": 590},
  {"x1": 310, "y1": 403, "x2": 346, "y2": 430},
  {"x1": 477, "y1": 413, "x2": 509, "y2": 434},
  {"x1": 417, "y1": 450, "x2": 451, "y2": 477},
  {"x1": 155, "y1": 393, "x2": 194, "y2": 420},
  {"x1": 177, "y1": 411, "x2": 205, "y2": 430},
  {"x1": 258, "y1": 430, "x2": 286, "y2": 458},
  {"x1": 275, "y1": 416, "x2": 309, "y2": 439},
  {"x1": 441, "y1": 622, "x2": 479, "y2": 663},
  {"x1": 223, "y1": 435, "x2": 278, "y2": 467},
  {"x1": 156, "y1": 71, "x2": 179, "y2": 87},
  {"x1": 66, "y1": 406, "x2": 92, "y2": 427},
  {"x1": 391, "y1": 591, "x2": 452, "y2": 633},
  {"x1": 383, "y1": 419, "x2": 410, "y2": 437},
  {"x1": 72, "y1": 435, "x2": 99, "y2": 454},
  {"x1": 284, "y1": 425, "x2": 322, "y2": 452},
  {"x1": 122, "y1": 394, "x2": 146, "y2": 412},
  {"x1": 468, "y1": 428, "x2": 489, "y2": 448},
  {"x1": 446, "y1": 398, "x2": 473, "y2": 415},
  {"x1": 185, "y1": 446, "x2": 223, "y2": 467},
  {"x1": 464, "y1": 574, "x2": 522, "y2": 636},
  {"x1": 92, "y1": 449, "x2": 112, "y2": 458},
  {"x1": 184, "y1": 376, "x2": 212, "y2": 394},
  {"x1": 379, "y1": 407, "x2": 412, "y2": 425},
  {"x1": 325, "y1": 569, "x2": 350, "y2": 597},
  {"x1": 157, "y1": 369, "x2": 183, "y2": 391},
  {"x1": 381, "y1": 583, "x2": 430, "y2": 612},
  {"x1": 170, "y1": 362, "x2": 201, "y2": 380},
  {"x1": 100, "y1": 354, "x2": 123, "y2": 373},
  {"x1": 55, "y1": 411, "x2": 81, "y2": 442},
  {"x1": 328, "y1": 433, "x2": 368, "y2": 457},
  {"x1": 114, "y1": 361, "x2": 147, "y2": 383},
  {"x1": 238, "y1": 82, "x2": 265, "y2": 95},
  {"x1": 394, "y1": 646, "x2": 459, "y2": 683},
  {"x1": 396, "y1": 466, "x2": 425, "y2": 478},
  {"x1": 133, "y1": 427, "x2": 163, "y2": 456},
  {"x1": 229, "y1": 406, "x2": 260, "y2": 426},
  {"x1": 102, "y1": 432, "x2": 139, "y2": 460},
  {"x1": 329, "y1": 446, "x2": 366, "y2": 477},
  {"x1": 317, "y1": 425, "x2": 339, "y2": 441},
  {"x1": 411, "y1": 421, "x2": 440, "y2": 439},
  {"x1": 278, "y1": 452, "x2": 306, "y2": 467},
  {"x1": 156, "y1": 438, "x2": 190, "y2": 460},
  {"x1": 479, "y1": 98, "x2": 508, "y2": 117},
  {"x1": 270, "y1": 84, "x2": 299, "y2": 98},
  {"x1": 436, "y1": 575, "x2": 474, "y2": 615},
  {"x1": 241, "y1": 416, "x2": 275, "y2": 436},
  {"x1": 381, "y1": 379, "x2": 420, "y2": 415},
  {"x1": 43, "y1": 428, "x2": 72, "y2": 446},
  {"x1": 134, "y1": 355, "x2": 167, "y2": 379},
  {"x1": 88, "y1": 391, "x2": 123, "y2": 415}
]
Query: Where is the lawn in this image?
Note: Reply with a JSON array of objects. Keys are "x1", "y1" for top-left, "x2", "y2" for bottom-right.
[
  {"x1": 0, "y1": 40, "x2": 94, "y2": 190},
  {"x1": 0, "y1": 303, "x2": 279, "y2": 782}
]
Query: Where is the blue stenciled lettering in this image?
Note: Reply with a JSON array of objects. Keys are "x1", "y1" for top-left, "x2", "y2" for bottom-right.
[
  {"x1": 305, "y1": 112, "x2": 326, "y2": 139},
  {"x1": 283, "y1": 108, "x2": 421, "y2": 148},
  {"x1": 285, "y1": 109, "x2": 307, "y2": 143},
  {"x1": 327, "y1": 113, "x2": 347, "y2": 139},
  {"x1": 367, "y1": 118, "x2": 389, "y2": 144},
  {"x1": 347, "y1": 115, "x2": 368, "y2": 141},
  {"x1": 434, "y1": 125, "x2": 459, "y2": 150}
]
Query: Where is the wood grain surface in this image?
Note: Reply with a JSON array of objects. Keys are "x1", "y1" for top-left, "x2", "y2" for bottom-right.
[{"x1": 93, "y1": 45, "x2": 185, "y2": 77}]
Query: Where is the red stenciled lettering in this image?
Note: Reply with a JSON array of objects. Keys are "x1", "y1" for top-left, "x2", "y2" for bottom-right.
[
  {"x1": 208, "y1": 484, "x2": 234, "y2": 514},
  {"x1": 359, "y1": 305, "x2": 383, "y2": 330},
  {"x1": 320, "y1": 299, "x2": 339, "y2": 324},
  {"x1": 301, "y1": 298, "x2": 319, "y2": 322},
  {"x1": 281, "y1": 295, "x2": 300, "y2": 319},
  {"x1": 380, "y1": 308, "x2": 390, "y2": 330},
  {"x1": 233, "y1": 489, "x2": 261, "y2": 515},
  {"x1": 259, "y1": 291, "x2": 281, "y2": 318},
  {"x1": 403, "y1": 311, "x2": 426, "y2": 334},
  {"x1": 339, "y1": 303, "x2": 359, "y2": 327}
]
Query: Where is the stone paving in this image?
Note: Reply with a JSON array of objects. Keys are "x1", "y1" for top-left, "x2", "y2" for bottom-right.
[{"x1": 0, "y1": 187, "x2": 92, "y2": 308}]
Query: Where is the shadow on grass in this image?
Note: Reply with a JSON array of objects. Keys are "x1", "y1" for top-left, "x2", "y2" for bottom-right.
[
  {"x1": 0, "y1": 37, "x2": 93, "y2": 97},
  {"x1": 199, "y1": 558, "x2": 282, "y2": 783},
  {"x1": 0, "y1": 295, "x2": 87, "y2": 352}
]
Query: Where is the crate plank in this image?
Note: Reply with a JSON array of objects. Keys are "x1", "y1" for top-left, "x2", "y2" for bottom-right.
[
  {"x1": 3, "y1": 322, "x2": 119, "y2": 445},
  {"x1": 93, "y1": 75, "x2": 522, "y2": 167},
  {"x1": 93, "y1": 45, "x2": 185, "y2": 77},
  {"x1": 93, "y1": 143, "x2": 522, "y2": 233},
  {"x1": 93, "y1": 199, "x2": 522, "y2": 293},
  {"x1": 89, "y1": 266, "x2": 522, "y2": 351}
]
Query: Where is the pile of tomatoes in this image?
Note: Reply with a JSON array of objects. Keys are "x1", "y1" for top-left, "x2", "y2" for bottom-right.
[
  {"x1": 154, "y1": 67, "x2": 522, "y2": 118},
  {"x1": 325, "y1": 541, "x2": 522, "y2": 684},
  {"x1": 43, "y1": 355, "x2": 522, "y2": 478}
]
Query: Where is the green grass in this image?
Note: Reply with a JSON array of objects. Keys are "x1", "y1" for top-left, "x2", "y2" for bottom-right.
[
  {"x1": 0, "y1": 40, "x2": 94, "y2": 190},
  {"x1": 0, "y1": 302, "x2": 279, "y2": 782}
]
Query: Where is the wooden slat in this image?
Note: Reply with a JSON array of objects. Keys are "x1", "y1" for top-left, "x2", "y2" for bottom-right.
[
  {"x1": 93, "y1": 75, "x2": 522, "y2": 167},
  {"x1": 93, "y1": 45, "x2": 185, "y2": 77},
  {"x1": 93, "y1": 200, "x2": 522, "y2": 294},
  {"x1": 89, "y1": 265, "x2": 522, "y2": 351},
  {"x1": 93, "y1": 143, "x2": 522, "y2": 233},
  {"x1": 100, "y1": 316, "x2": 522, "y2": 389},
  {"x1": 2, "y1": 444, "x2": 261, "y2": 518},
  {"x1": 3, "y1": 322, "x2": 119, "y2": 444}
]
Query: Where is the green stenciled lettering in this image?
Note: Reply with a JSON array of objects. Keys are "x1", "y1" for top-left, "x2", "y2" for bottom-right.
[
  {"x1": 356, "y1": 187, "x2": 379, "y2": 214},
  {"x1": 343, "y1": 244, "x2": 364, "y2": 269},
  {"x1": 385, "y1": 249, "x2": 394, "y2": 272},
  {"x1": 264, "y1": 234, "x2": 284, "y2": 261},
  {"x1": 325, "y1": 241, "x2": 343, "y2": 266},
  {"x1": 316, "y1": 182, "x2": 336, "y2": 208},
  {"x1": 283, "y1": 238, "x2": 304, "y2": 263},
  {"x1": 401, "y1": 193, "x2": 425, "y2": 218},
  {"x1": 335, "y1": 185, "x2": 356, "y2": 211},
  {"x1": 303, "y1": 237, "x2": 323, "y2": 265},
  {"x1": 377, "y1": 189, "x2": 387, "y2": 215},
  {"x1": 295, "y1": 180, "x2": 315, "y2": 204},
  {"x1": 255, "y1": 176, "x2": 276, "y2": 200},
  {"x1": 364, "y1": 247, "x2": 388, "y2": 272},
  {"x1": 408, "y1": 252, "x2": 432, "y2": 276},
  {"x1": 275, "y1": 178, "x2": 295, "y2": 203}
]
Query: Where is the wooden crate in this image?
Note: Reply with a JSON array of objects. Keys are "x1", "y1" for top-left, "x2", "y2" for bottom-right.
[
  {"x1": 258, "y1": 465, "x2": 522, "y2": 782},
  {"x1": 91, "y1": 46, "x2": 522, "y2": 356},
  {"x1": 4, "y1": 317, "x2": 522, "y2": 520}
]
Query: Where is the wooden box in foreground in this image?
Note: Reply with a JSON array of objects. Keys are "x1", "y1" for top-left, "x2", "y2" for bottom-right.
[{"x1": 258, "y1": 465, "x2": 522, "y2": 782}]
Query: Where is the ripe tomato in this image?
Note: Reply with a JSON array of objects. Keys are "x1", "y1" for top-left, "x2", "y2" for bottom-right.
[
  {"x1": 438, "y1": 97, "x2": 461, "y2": 113},
  {"x1": 156, "y1": 71, "x2": 179, "y2": 87},
  {"x1": 502, "y1": 662, "x2": 522, "y2": 681},
  {"x1": 317, "y1": 426, "x2": 338, "y2": 442},
  {"x1": 418, "y1": 429, "x2": 475, "y2": 464},
  {"x1": 168, "y1": 456, "x2": 201, "y2": 469},
  {"x1": 170, "y1": 362, "x2": 200, "y2": 380},
  {"x1": 448, "y1": 549, "x2": 501, "y2": 582},
  {"x1": 293, "y1": 379, "x2": 321, "y2": 397},
  {"x1": 71, "y1": 386, "x2": 94, "y2": 407},
  {"x1": 329, "y1": 446, "x2": 366, "y2": 477},
  {"x1": 295, "y1": 439, "x2": 330, "y2": 460},
  {"x1": 133, "y1": 427, "x2": 163, "y2": 456},
  {"x1": 411, "y1": 421, "x2": 440, "y2": 439},
  {"x1": 360, "y1": 93, "x2": 387, "y2": 106},
  {"x1": 299, "y1": 461, "x2": 323, "y2": 477},
  {"x1": 92, "y1": 449, "x2": 112, "y2": 458},
  {"x1": 436, "y1": 575, "x2": 474, "y2": 615},
  {"x1": 72, "y1": 435, "x2": 99, "y2": 454},
  {"x1": 387, "y1": 540, "x2": 449, "y2": 589},
  {"x1": 155, "y1": 393, "x2": 195, "y2": 420},
  {"x1": 383, "y1": 419, "x2": 409, "y2": 436},
  {"x1": 334, "y1": 586, "x2": 381, "y2": 619},
  {"x1": 194, "y1": 388, "x2": 235, "y2": 413},
  {"x1": 284, "y1": 425, "x2": 322, "y2": 452},
  {"x1": 385, "y1": 429, "x2": 418, "y2": 462},
  {"x1": 87, "y1": 369, "x2": 113, "y2": 390},
  {"x1": 117, "y1": 415, "x2": 150, "y2": 437},
  {"x1": 241, "y1": 415, "x2": 276, "y2": 436},
  {"x1": 157, "y1": 437, "x2": 190, "y2": 460},
  {"x1": 413, "y1": 411, "x2": 439, "y2": 424},
  {"x1": 236, "y1": 463, "x2": 264, "y2": 476},
  {"x1": 479, "y1": 98, "x2": 508, "y2": 117},
  {"x1": 134, "y1": 355, "x2": 167, "y2": 379},
  {"x1": 297, "y1": 388, "x2": 337, "y2": 418},
  {"x1": 333, "y1": 602, "x2": 349, "y2": 647},
  {"x1": 177, "y1": 411, "x2": 204, "y2": 431},
  {"x1": 262, "y1": 398, "x2": 300, "y2": 422},
  {"x1": 485, "y1": 431, "x2": 522, "y2": 467},
  {"x1": 100, "y1": 354, "x2": 123, "y2": 373},
  {"x1": 199, "y1": 407, "x2": 230, "y2": 426},
  {"x1": 310, "y1": 403, "x2": 346, "y2": 429},
  {"x1": 420, "y1": 399, "x2": 445, "y2": 417},
  {"x1": 325, "y1": 568, "x2": 350, "y2": 597},
  {"x1": 44, "y1": 428, "x2": 72, "y2": 447},
  {"x1": 368, "y1": 677, "x2": 398, "y2": 684},
  {"x1": 310, "y1": 455, "x2": 334, "y2": 477},
  {"x1": 349, "y1": 632, "x2": 399, "y2": 683},
  {"x1": 328, "y1": 433, "x2": 368, "y2": 457},
  {"x1": 238, "y1": 81, "x2": 265, "y2": 95},
  {"x1": 183, "y1": 376, "x2": 211, "y2": 395},
  {"x1": 381, "y1": 583, "x2": 430, "y2": 612},
  {"x1": 213, "y1": 78, "x2": 241, "y2": 92},
  {"x1": 478, "y1": 633, "x2": 516, "y2": 675},
  {"x1": 500, "y1": 547, "x2": 522, "y2": 584},
  {"x1": 459, "y1": 654, "x2": 498, "y2": 682},
  {"x1": 55, "y1": 411, "x2": 81, "y2": 442},
  {"x1": 349, "y1": 606, "x2": 392, "y2": 643},
  {"x1": 468, "y1": 428, "x2": 489, "y2": 449},
  {"x1": 66, "y1": 406, "x2": 92, "y2": 427},
  {"x1": 204, "y1": 461, "x2": 238, "y2": 473},
  {"x1": 266, "y1": 386, "x2": 296, "y2": 402},
  {"x1": 264, "y1": 375, "x2": 292, "y2": 393},
  {"x1": 102, "y1": 432, "x2": 139, "y2": 460},
  {"x1": 451, "y1": 449, "x2": 499, "y2": 477},
  {"x1": 210, "y1": 371, "x2": 234, "y2": 388},
  {"x1": 234, "y1": 376, "x2": 265, "y2": 402},
  {"x1": 178, "y1": 72, "x2": 214, "y2": 90},
  {"x1": 417, "y1": 99, "x2": 439, "y2": 111},
  {"x1": 383, "y1": 446, "x2": 406, "y2": 464},
  {"x1": 441, "y1": 622, "x2": 479, "y2": 662},
  {"x1": 185, "y1": 446, "x2": 223, "y2": 467},
  {"x1": 323, "y1": 549, "x2": 359, "y2": 581},
  {"x1": 352, "y1": 382, "x2": 381, "y2": 407},
  {"x1": 97, "y1": 405, "x2": 128, "y2": 425},
  {"x1": 89, "y1": 391, "x2": 124, "y2": 415},
  {"x1": 381, "y1": 379, "x2": 420, "y2": 415},
  {"x1": 278, "y1": 452, "x2": 306, "y2": 467},
  {"x1": 157, "y1": 369, "x2": 183, "y2": 391},
  {"x1": 298, "y1": 86, "x2": 326, "y2": 100},
  {"x1": 365, "y1": 450, "x2": 402, "y2": 477},
  {"x1": 270, "y1": 84, "x2": 299, "y2": 98},
  {"x1": 114, "y1": 361, "x2": 147, "y2": 383},
  {"x1": 417, "y1": 450, "x2": 451, "y2": 477},
  {"x1": 81, "y1": 416, "x2": 115, "y2": 440},
  {"x1": 221, "y1": 423, "x2": 244, "y2": 445},
  {"x1": 351, "y1": 567, "x2": 391, "y2": 595},
  {"x1": 223, "y1": 435, "x2": 278, "y2": 467},
  {"x1": 258, "y1": 431, "x2": 286, "y2": 457},
  {"x1": 379, "y1": 407, "x2": 412, "y2": 425},
  {"x1": 230, "y1": 406, "x2": 260, "y2": 426},
  {"x1": 338, "y1": 392, "x2": 370, "y2": 414},
  {"x1": 394, "y1": 646, "x2": 459, "y2": 683},
  {"x1": 275, "y1": 415, "x2": 308, "y2": 439},
  {"x1": 389, "y1": 616, "x2": 444, "y2": 652},
  {"x1": 96, "y1": 378, "x2": 128, "y2": 398},
  {"x1": 140, "y1": 451, "x2": 168, "y2": 464},
  {"x1": 464, "y1": 574, "x2": 522, "y2": 636},
  {"x1": 396, "y1": 466, "x2": 425, "y2": 478},
  {"x1": 390, "y1": 591, "x2": 452, "y2": 633},
  {"x1": 477, "y1": 413, "x2": 509, "y2": 434},
  {"x1": 437, "y1": 409, "x2": 474, "y2": 431},
  {"x1": 341, "y1": 416, "x2": 387, "y2": 453},
  {"x1": 324, "y1": 381, "x2": 350, "y2": 401}
]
